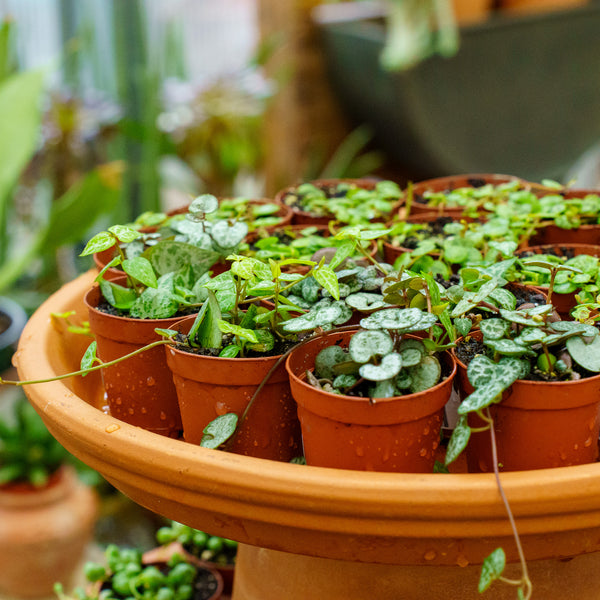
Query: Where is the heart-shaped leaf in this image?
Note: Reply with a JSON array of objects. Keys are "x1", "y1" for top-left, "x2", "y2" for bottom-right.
[
  {"x1": 345, "y1": 292, "x2": 387, "y2": 312},
  {"x1": 315, "y1": 345, "x2": 350, "y2": 380},
  {"x1": 408, "y1": 355, "x2": 441, "y2": 393},
  {"x1": 445, "y1": 414, "x2": 471, "y2": 466},
  {"x1": 190, "y1": 194, "x2": 219, "y2": 215},
  {"x1": 129, "y1": 287, "x2": 179, "y2": 319},
  {"x1": 281, "y1": 304, "x2": 343, "y2": 332},
  {"x1": 479, "y1": 318, "x2": 510, "y2": 340},
  {"x1": 349, "y1": 329, "x2": 394, "y2": 363},
  {"x1": 359, "y1": 307, "x2": 422, "y2": 331},
  {"x1": 566, "y1": 335, "x2": 600, "y2": 372},
  {"x1": 485, "y1": 338, "x2": 535, "y2": 357},
  {"x1": 359, "y1": 352, "x2": 402, "y2": 381},
  {"x1": 211, "y1": 220, "x2": 248, "y2": 250},
  {"x1": 147, "y1": 241, "x2": 220, "y2": 276},
  {"x1": 122, "y1": 256, "x2": 157, "y2": 289},
  {"x1": 200, "y1": 413, "x2": 238, "y2": 449}
]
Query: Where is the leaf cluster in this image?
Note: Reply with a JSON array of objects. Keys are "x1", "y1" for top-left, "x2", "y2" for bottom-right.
[
  {"x1": 55, "y1": 544, "x2": 202, "y2": 600},
  {"x1": 282, "y1": 180, "x2": 402, "y2": 225},
  {"x1": 311, "y1": 307, "x2": 444, "y2": 399}
]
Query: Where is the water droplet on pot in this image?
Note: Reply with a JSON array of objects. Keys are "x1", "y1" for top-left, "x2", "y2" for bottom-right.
[
  {"x1": 160, "y1": 411, "x2": 167, "y2": 421},
  {"x1": 105, "y1": 424, "x2": 120, "y2": 433},
  {"x1": 128, "y1": 407, "x2": 134, "y2": 415},
  {"x1": 559, "y1": 451, "x2": 567, "y2": 460},
  {"x1": 355, "y1": 446, "x2": 365, "y2": 457},
  {"x1": 146, "y1": 376, "x2": 155, "y2": 387},
  {"x1": 216, "y1": 401, "x2": 228, "y2": 416},
  {"x1": 419, "y1": 448, "x2": 427, "y2": 457},
  {"x1": 115, "y1": 397, "x2": 122, "y2": 405},
  {"x1": 589, "y1": 419, "x2": 596, "y2": 431},
  {"x1": 574, "y1": 443, "x2": 579, "y2": 450},
  {"x1": 585, "y1": 437, "x2": 593, "y2": 447},
  {"x1": 141, "y1": 407, "x2": 148, "y2": 414},
  {"x1": 423, "y1": 426, "x2": 430, "y2": 436},
  {"x1": 456, "y1": 554, "x2": 469, "y2": 568},
  {"x1": 423, "y1": 550, "x2": 436, "y2": 561}
]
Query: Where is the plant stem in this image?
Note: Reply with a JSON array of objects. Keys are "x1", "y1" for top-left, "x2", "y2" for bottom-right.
[
  {"x1": 0, "y1": 339, "x2": 172, "y2": 387},
  {"x1": 486, "y1": 407, "x2": 532, "y2": 600}
]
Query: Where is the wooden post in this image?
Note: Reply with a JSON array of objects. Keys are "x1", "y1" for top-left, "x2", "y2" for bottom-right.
[{"x1": 258, "y1": 0, "x2": 353, "y2": 196}]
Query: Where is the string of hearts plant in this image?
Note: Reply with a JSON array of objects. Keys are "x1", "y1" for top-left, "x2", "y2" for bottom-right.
[{"x1": 444, "y1": 260, "x2": 600, "y2": 598}]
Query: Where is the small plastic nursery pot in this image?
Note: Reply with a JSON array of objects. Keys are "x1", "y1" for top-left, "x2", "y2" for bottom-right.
[
  {"x1": 0, "y1": 465, "x2": 98, "y2": 599},
  {"x1": 285, "y1": 328, "x2": 456, "y2": 473},
  {"x1": 527, "y1": 189, "x2": 600, "y2": 246},
  {"x1": 453, "y1": 331, "x2": 600, "y2": 472},
  {"x1": 84, "y1": 284, "x2": 184, "y2": 437},
  {"x1": 406, "y1": 173, "x2": 522, "y2": 217},
  {"x1": 165, "y1": 315, "x2": 302, "y2": 462},
  {"x1": 516, "y1": 243, "x2": 600, "y2": 317},
  {"x1": 275, "y1": 178, "x2": 398, "y2": 226}
]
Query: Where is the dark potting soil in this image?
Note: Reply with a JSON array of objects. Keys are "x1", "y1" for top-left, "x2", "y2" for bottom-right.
[
  {"x1": 193, "y1": 567, "x2": 221, "y2": 600},
  {"x1": 402, "y1": 216, "x2": 455, "y2": 249},
  {"x1": 518, "y1": 246, "x2": 576, "y2": 260},
  {"x1": 95, "y1": 300, "x2": 198, "y2": 319},
  {"x1": 414, "y1": 178, "x2": 487, "y2": 206}
]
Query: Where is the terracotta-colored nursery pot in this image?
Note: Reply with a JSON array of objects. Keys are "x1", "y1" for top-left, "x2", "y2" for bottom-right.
[
  {"x1": 165, "y1": 315, "x2": 302, "y2": 462},
  {"x1": 453, "y1": 332, "x2": 600, "y2": 472},
  {"x1": 286, "y1": 328, "x2": 456, "y2": 472},
  {"x1": 0, "y1": 466, "x2": 98, "y2": 598},
  {"x1": 407, "y1": 173, "x2": 522, "y2": 218},
  {"x1": 275, "y1": 178, "x2": 398, "y2": 226},
  {"x1": 516, "y1": 243, "x2": 600, "y2": 318},
  {"x1": 528, "y1": 189, "x2": 600, "y2": 246},
  {"x1": 84, "y1": 285, "x2": 184, "y2": 437}
]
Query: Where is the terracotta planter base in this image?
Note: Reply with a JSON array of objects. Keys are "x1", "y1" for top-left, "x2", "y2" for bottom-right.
[{"x1": 232, "y1": 544, "x2": 600, "y2": 600}]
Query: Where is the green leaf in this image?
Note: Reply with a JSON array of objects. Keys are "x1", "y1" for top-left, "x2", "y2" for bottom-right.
[
  {"x1": 281, "y1": 304, "x2": 343, "y2": 332},
  {"x1": 478, "y1": 548, "x2": 506, "y2": 593},
  {"x1": 445, "y1": 415, "x2": 471, "y2": 465},
  {"x1": 313, "y1": 265, "x2": 340, "y2": 301},
  {"x1": 247, "y1": 329, "x2": 275, "y2": 353},
  {"x1": 485, "y1": 339, "x2": 535, "y2": 357},
  {"x1": 345, "y1": 292, "x2": 387, "y2": 312},
  {"x1": 129, "y1": 287, "x2": 179, "y2": 319},
  {"x1": 457, "y1": 383, "x2": 505, "y2": 415},
  {"x1": 566, "y1": 335, "x2": 600, "y2": 372},
  {"x1": 80, "y1": 342, "x2": 98, "y2": 373},
  {"x1": 189, "y1": 290, "x2": 222, "y2": 349},
  {"x1": 190, "y1": 194, "x2": 219, "y2": 215},
  {"x1": 349, "y1": 329, "x2": 394, "y2": 363},
  {"x1": 199, "y1": 413, "x2": 238, "y2": 449},
  {"x1": 146, "y1": 240, "x2": 220, "y2": 276},
  {"x1": 359, "y1": 352, "x2": 403, "y2": 381},
  {"x1": 122, "y1": 256, "x2": 157, "y2": 288},
  {"x1": 315, "y1": 345, "x2": 350, "y2": 379},
  {"x1": 99, "y1": 279, "x2": 136, "y2": 310},
  {"x1": 359, "y1": 307, "x2": 423, "y2": 331},
  {"x1": 479, "y1": 318, "x2": 510, "y2": 340},
  {"x1": 328, "y1": 239, "x2": 356, "y2": 271},
  {"x1": 454, "y1": 317, "x2": 472, "y2": 339},
  {"x1": 407, "y1": 355, "x2": 441, "y2": 393},
  {"x1": 80, "y1": 231, "x2": 117, "y2": 256},
  {"x1": 108, "y1": 224, "x2": 142, "y2": 243},
  {"x1": 219, "y1": 344, "x2": 241, "y2": 358},
  {"x1": 218, "y1": 320, "x2": 259, "y2": 344},
  {"x1": 211, "y1": 220, "x2": 248, "y2": 250}
]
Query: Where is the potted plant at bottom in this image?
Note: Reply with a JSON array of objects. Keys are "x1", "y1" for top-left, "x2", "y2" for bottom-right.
[
  {"x1": 163, "y1": 254, "x2": 345, "y2": 461},
  {"x1": 447, "y1": 303, "x2": 600, "y2": 473},
  {"x1": 0, "y1": 398, "x2": 98, "y2": 599},
  {"x1": 285, "y1": 306, "x2": 456, "y2": 472},
  {"x1": 54, "y1": 542, "x2": 223, "y2": 600}
]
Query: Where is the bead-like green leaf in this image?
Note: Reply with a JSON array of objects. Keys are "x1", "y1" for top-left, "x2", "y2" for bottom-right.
[{"x1": 349, "y1": 329, "x2": 394, "y2": 363}]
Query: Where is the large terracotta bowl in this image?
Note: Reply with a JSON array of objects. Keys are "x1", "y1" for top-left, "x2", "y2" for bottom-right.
[{"x1": 14, "y1": 271, "x2": 600, "y2": 599}]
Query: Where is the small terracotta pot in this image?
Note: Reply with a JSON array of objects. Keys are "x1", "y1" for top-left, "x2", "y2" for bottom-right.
[
  {"x1": 516, "y1": 243, "x2": 600, "y2": 318},
  {"x1": 407, "y1": 173, "x2": 522, "y2": 218},
  {"x1": 165, "y1": 315, "x2": 302, "y2": 461},
  {"x1": 275, "y1": 178, "x2": 401, "y2": 226},
  {"x1": 0, "y1": 466, "x2": 98, "y2": 598},
  {"x1": 453, "y1": 332, "x2": 600, "y2": 472},
  {"x1": 286, "y1": 328, "x2": 456, "y2": 472},
  {"x1": 84, "y1": 284, "x2": 185, "y2": 437}
]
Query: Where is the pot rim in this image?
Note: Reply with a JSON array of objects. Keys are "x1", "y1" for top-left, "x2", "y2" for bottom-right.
[{"x1": 16, "y1": 270, "x2": 600, "y2": 566}]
